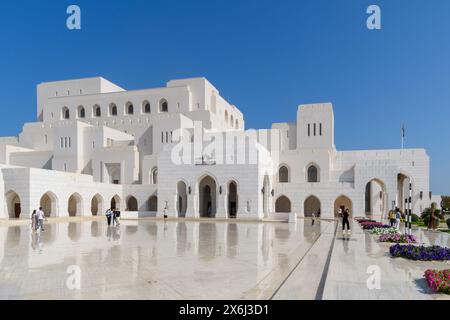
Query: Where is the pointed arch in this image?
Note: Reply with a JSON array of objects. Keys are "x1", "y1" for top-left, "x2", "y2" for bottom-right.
[
  {"x1": 227, "y1": 180, "x2": 238, "y2": 218},
  {"x1": 148, "y1": 194, "x2": 158, "y2": 212},
  {"x1": 110, "y1": 194, "x2": 121, "y2": 210},
  {"x1": 198, "y1": 174, "x2": 218, "y2": 218},
  {"x1": 365, "y1": 178, "x2": 387, "y2": 217},
  {"x1": 159, "y1": 99, "x2": 168, "y2": 113},
  {"x1": 306, "y1": 162, "x2": 320, "y2": 183},
  {"x1": 93, "y1": 104, "x2": 101, "y2": 117},
  {"x1": 126, "y1": 101, "x2": 134, "y2": 115},
  {"x1": 278, "y1": 165, "x2": 290, "y2": 183},
  {"x1": 109, "y1": 103, "x2": 118, "y2": 116},
  {"x1": 91, "y1": 193, "x2": 104, "y2": 216},
  {"x1": 77, "y1": 105, "x2": 85, "y2": 119},
  {"x1": 68, "y1": 193, "x2": 83, "y2": 217},
  {"x1": 177, "y1": 180, "x2": 188, "y2": 217},
  {"x1": 142, "y1": 100, "x2": 151, "y2": 113},
  {"x1": 5, "y1": 190, "x2": 21, "y2": 219},
  {"x1": 304, "y1": 195, "x2": 321, "y2": 217},
  {"x1": 275, "y1": 195, "x2": 291, "y2": 213},
  {"x1": 62, "y1": 106, "x2": 70, "y2": 120},
  {"x1": 40, "y1": 191, "x2": 58, "y2": 217},
  {"x1": 126, "y1": 195, "x2": 138, "y2": 211},
  {"x1": 334, "y1": 195, "x2": 353, "y2": 217}
]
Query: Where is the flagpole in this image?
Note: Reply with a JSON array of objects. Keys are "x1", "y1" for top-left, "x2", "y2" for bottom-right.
[{"x1": 401, "y1": 124, "x2": 405, "y2": 149}]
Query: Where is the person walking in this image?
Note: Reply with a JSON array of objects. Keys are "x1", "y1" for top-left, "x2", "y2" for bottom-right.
[
  {"x1": 31, "y1": 210, "x2": 37, "y2": 231},
  {"x1": 106, "y1": 208, "x2": 112, "y2": 226},
  {"x1": 163, "y1": 203, "x2": 168, "y2": 220},
  {"x1": 390, "y1": 209, "x2": 397, "y2": 227},
  {"x1": 36, "y1": 207, "x2": 45, "y2": 232},
  {"x1": 342, "y1": 208, "x2": 351, "y2": 234},
  {"x1": 395, "y1": 207, "x2": 402, "y2": 230},
  {"x1": 113, "y1": 210, "x2": 121, "y2": 226}
]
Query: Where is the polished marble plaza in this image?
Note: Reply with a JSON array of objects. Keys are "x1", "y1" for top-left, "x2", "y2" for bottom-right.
[{"x1": 0, "y1": 218, "x2": 449, "y2": 300}]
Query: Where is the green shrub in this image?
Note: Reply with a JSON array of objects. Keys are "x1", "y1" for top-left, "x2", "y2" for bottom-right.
[
  {"x1": 447, "y1": 218, "x2": 450, "y2": 229},
  {"x1": 423, "y1": 215, "x2": 431, "y2": 226},
  {"x1": 411, "y1": 214, "x2": 419, "y2": 222}
]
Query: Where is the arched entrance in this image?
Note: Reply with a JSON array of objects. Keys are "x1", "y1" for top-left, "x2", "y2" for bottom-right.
[
  {"x1": 334, "y1": 195, "x2": 353, "y2": 217},
  {"x1": 5, "y1": 191, "x2": 21, "y2": 219},
  {"x1": 227, "y1": 181, "x2": 238, "y2": 218},
  {"x1": 365, "y1": 178, "x2": 386, "y2": 217},
  {"x1": 126, "y1": 196, "x2": 138, "y2": 211},
  {"x1": 263, "y1": 175, "x2": 270, "y2": 216},
  {"x1": 198, "y1": 175, "x2": 217, "y2": 218},
  {"x1": 275, "y1": 195, "x2": 291, "y2": 213},
  {"x1": 40, "y1": 191, "x2": 58, "y2": 217},
  {"x1": 68, "y1": 193, "x2": 83, "y2": 217},
  {"x1": 304, "y1": 195, "x2": 321, "y2": 217},
  {"x1": 397, "y1": 173, "x2": 410, "y2": 212},
  {"x1": 177, "y1": 181, "x2": 187, "y2": 217},
  {"x1": 148, "y1": 195, "x2": 158, "y2": 212},
  {"x1": 110, "y1": 195, "x2": 121, "y2": 210},
  {"x1": 91, "y1": 194, "x2": 103, "y2": 216}
]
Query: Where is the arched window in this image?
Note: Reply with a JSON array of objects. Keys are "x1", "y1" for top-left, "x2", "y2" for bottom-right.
[
  {"x1": 230, "y1": 115, "x2": 234, "y2": 126},
  {"x1": 279, "y1": 166, "x2": 289, "y2": 183},
  {"x1": 160, "y1": 99, "x2": 168, "y2": 113},
  {"x1": 110, "y1": 103, "x2": 117, "y2": 116},
  {"x1": 93, "y1": 105, "x2": 101, "y2": 117},
  {"x1": 143, "y1": 101, "x2": 151, "y2": 113},
  {"x1": 126, "y1": 102, "x2": 134, "y2": 115},
  {"x1": 225, "y1": 110, "x2": 229, "y2": 124},
  {"x1": 78, "y1": 106, "x2": 85, "y2": 119},
  {"x1": 62, "y1": 107, "x2": 70, "y2": 119},
  {"x1": 235, "y1": 119, "x2": 239, "y2": 129},
  {"x1": 151, "y1": 167, "x2": 158, "y2": 184},
  {"x1": 307, "y1": 164, "x2": 319, "y2": 183}
]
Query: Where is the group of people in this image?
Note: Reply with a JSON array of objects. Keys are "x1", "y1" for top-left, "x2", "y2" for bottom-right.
[
  {"x1": 388, "y1": 207, "x2": 402, "y2": 230},
  {"x1": 105, "y1": 208, "x2": 121, "y2": 226},
  {"x1": 31, "y1": 207, "x2": 45, "y2": 232}
]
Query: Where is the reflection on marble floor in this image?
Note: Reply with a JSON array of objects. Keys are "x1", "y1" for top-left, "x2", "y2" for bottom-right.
[
  {"x1": 0, "y1": 219, "x2": 329, "y2": 300},
  {"x1": 322, "y1": 221, "x2": 450, "y2": 300}
]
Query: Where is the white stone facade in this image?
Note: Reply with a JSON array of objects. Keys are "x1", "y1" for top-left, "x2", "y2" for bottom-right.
[{"x1": 0, "y1": 77, "x2": 437, "y2": 220}]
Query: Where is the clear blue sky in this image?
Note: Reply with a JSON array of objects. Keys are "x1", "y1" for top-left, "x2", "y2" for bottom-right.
[{"x1": 0, "y1": 0, "x2": 449, "y2": 195}]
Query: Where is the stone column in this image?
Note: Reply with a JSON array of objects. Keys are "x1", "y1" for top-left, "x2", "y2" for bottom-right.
[{"x1": 216, "y1": 189, "x2": 227, "y2": 219}]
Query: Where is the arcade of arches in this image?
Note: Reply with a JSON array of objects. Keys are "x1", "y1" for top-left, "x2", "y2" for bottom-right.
[{"x1": 2, "y1": 175, "x2": 410, "y2": 219}]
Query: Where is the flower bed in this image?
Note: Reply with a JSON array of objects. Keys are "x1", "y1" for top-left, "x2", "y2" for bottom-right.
[
  {"x1": 390, "y1": 244, "x2": 450, "y2": 261},
  {"x1": 360, "y1": 221, "x2": 391, "y2": 230},
  {"x1": 355, "y1": 218, "x2": 376, "y2": 223},
  {"x1": 371, "y1": 227, "x2": 399, "y2": 235},
  {"x1": 379, "y1": 233, "x2": 417, "y2": 243},
  {"x1": 424, "y1": 269, "x2": 450, "y2": 294}
]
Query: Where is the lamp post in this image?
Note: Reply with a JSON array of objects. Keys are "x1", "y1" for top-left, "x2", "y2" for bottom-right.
[{"x1": 407, "y1": 181, "x2": 412, "y2": 235}]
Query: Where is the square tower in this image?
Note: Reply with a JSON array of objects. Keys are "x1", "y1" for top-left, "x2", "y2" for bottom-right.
[{"x1": 297, "y1": 103, "x2": 335, "y2": 150}]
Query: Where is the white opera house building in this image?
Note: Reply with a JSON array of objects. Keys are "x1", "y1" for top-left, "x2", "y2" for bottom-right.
[{"x1": 0, "y1": 77, "x2": 438, "y2": 221}]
